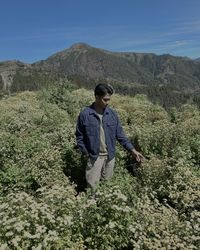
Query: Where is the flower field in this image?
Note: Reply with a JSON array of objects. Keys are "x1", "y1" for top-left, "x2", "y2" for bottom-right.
[{"x1": 0, "y1": 84, "x2": 199, "y2": 249}]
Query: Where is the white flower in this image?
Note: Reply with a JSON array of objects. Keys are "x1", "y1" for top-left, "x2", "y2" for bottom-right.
[
  {"x1": 129, "y1": 225, "x2": 136, "y2": 233},
  {"x1": 23, "y1": 231, "x2": 33, "y2": 238},
  {"x1": 0, "y1": 243, "x2": 8, "y2": 250},
  {"x1": 32, "y1": 244, "x2": 42, "y2": 250},
  {"x1": 48, "y1": 230, "x2": 58, "y2": 237},
  {"x1": 122, "y1": 206, "x2": 132, "y2": 212},
  {"x1": 5, "y1": 231, "x2": 14, "y2": 237},
  {"x1": 11, "y1": 236, "x2": 21, "y2": 247},
  {"x1": 108, "y1": 221, "x2": 116, "y2": 229},
  {"x1": 63, "y1": 215, "x2": 73, "y2": 226}
]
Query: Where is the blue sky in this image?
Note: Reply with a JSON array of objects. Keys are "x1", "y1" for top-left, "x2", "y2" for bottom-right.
[{"x1": 0, "y1": 0, "x2": 200, "y2": 63}]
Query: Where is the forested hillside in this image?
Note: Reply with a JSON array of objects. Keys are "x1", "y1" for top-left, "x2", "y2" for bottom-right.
[
  {"x1": 1, "y1": 43, "x2": 200, "y2": 109},
  {"x1": 0, "y1": 83, "x2": 199, "y2": 249}
]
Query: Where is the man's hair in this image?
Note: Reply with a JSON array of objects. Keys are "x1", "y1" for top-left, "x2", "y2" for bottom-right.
[{"x1": 94, "y1": 83, "x2": 114, "y2": 96}]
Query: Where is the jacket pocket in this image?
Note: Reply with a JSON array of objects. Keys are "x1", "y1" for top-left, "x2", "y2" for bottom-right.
[
  {"x1": 107, "y1": 122, "x2": 116, "y2": 138},
  {"x1": 85, "y1": 122, "x2": 97, "y2": 136}
]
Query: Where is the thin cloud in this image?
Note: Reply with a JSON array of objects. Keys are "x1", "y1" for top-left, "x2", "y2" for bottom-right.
[
  {"x1": 0, "y1": 25, "x2": 126, "y2": 43},
  {"x1": 1, "y1": 20, "x2": 200, "y2": 60},
  {"x1": 174, "y1": 20, "x2": 200, "y2": 33}
]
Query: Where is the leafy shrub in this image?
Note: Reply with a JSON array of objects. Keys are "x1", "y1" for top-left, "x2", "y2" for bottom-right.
[
  {"x1": 0, "y1": 185, "x2": 85, "y2": 249},
  {"x1": 0, "y1": 86, "x2": 199, "y2": 249}
]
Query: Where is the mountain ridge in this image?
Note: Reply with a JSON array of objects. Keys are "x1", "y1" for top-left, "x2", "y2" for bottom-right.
[
  {"x1": 195, "y1": 57, "x2": 200, "y2": 62},
  {"x1": 32, "y1": 43, "x2": 200, "y2": 91},
  {"x1": 1, "y1": 43, "x2": 200, "y2": 108}
]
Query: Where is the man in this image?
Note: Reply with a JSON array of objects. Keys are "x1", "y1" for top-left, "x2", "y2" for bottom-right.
[{"x1": 76, "y1": 83, "x2": 144, "y2": 190}]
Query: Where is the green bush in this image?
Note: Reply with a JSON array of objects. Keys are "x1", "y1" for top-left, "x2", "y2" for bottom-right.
[
  {"x1": 0, "y1": 185, "x2": 84, "y2": 249},
  {"x1": 0, "y1": 85, "x2": 199, "y2": 249}
]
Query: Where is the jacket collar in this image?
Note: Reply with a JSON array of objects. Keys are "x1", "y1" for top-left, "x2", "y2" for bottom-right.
[{"x1": 89, "y1": 102, "x2": 110, "y2": 115}]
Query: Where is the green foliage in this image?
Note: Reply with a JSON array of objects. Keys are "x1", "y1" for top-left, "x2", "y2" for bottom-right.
[
  {"x1": 0, "y1": 186, "x2": 84, "y2": 249},
  {"x1": 0, "y1": 85, "x2": 199, "y2": 249},
  {"x1": 73, "y1": 188, "x2": 135, "y2": 250}
]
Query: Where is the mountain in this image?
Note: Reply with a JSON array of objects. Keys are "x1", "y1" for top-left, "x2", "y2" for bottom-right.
[
  {"x1": 33, "y1": 43, "x2": 200, "y2": 91},
  {"x1": 1, "y1": 43, "x2": 200, "y2": 108},
  {"x1": 0, "y1": 60, "x2": 31, "y2": 91},
  {"x1": 0, "y1": 59, "x2": 60, "y2": 93},
  {"x1": 195, "y1": 57, "x2": 200, "y2": 62}
]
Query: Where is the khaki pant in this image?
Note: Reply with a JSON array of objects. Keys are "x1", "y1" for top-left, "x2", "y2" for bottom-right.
[{"x1": 86, "y1": 156, "x2": 115, "y2": 189}]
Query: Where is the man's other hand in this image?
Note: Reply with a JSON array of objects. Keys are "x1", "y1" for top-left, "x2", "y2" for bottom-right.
[{"x1": 131, "y1": 148, "x2": 145, "y2": 162}]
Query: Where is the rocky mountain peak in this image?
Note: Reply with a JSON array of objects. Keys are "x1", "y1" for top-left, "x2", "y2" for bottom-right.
[{"x1": 69, "y1": 42, "x2": 92, "y2": 51}]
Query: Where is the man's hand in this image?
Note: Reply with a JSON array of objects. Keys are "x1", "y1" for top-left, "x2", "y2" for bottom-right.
[
  {"x1": 81, "y1": 152, "x2": 89, "y2": 161},
  {"x1": 131, "y1": 148, "x2": 145, "y2": 162}
]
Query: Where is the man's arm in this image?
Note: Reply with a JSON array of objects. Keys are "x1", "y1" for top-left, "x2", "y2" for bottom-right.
[
  {"x1": 115, "y1": 114, "x2": 144, "y2": 162},
  {"x1": 75, "y1": 113, "x2": 88, "y2": 155}
]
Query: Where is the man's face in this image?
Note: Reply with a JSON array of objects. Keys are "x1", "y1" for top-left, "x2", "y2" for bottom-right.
[{"x1": 96, "y1": 94, "x2": 111, "y2": 109}]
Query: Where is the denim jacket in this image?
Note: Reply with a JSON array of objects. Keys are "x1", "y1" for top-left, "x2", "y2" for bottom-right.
[{"x1": 76, "y1": 103, "x2": 134, "y2": 161}]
